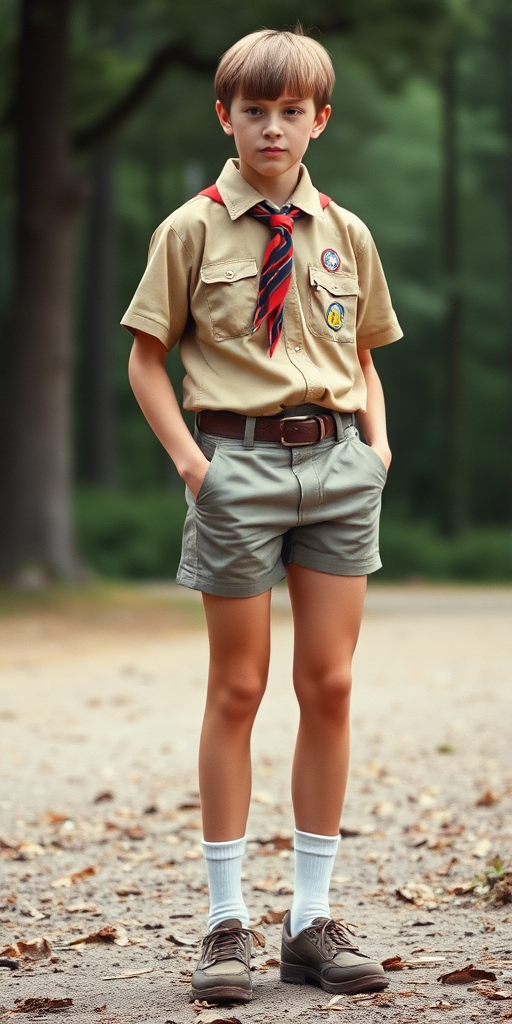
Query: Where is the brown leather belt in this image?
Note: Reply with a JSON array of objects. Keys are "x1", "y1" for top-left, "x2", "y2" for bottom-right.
[{"x1": 198, "y1": 409, "x2": 352, "y2": 447}]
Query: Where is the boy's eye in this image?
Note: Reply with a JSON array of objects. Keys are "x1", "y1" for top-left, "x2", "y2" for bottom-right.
[
  {"x1": 284, "y1": 108, "x2": 303, "y2": 117},
  {"x1": 245, "y1": 106, "x2": 262, "y2": 115}
]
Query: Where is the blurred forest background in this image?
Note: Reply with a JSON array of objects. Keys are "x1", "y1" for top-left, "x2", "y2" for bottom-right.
[{"x1": 1, "y1": 0, "x2": 512, "y2": 585}]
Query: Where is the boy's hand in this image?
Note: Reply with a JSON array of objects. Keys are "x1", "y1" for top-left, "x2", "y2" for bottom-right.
[
  {"x1": 181, "y1": 452, "x2": 211, "y2": 500},
  {"x1": 371, "y1": 445, "x2": 392, "y2": 472}
]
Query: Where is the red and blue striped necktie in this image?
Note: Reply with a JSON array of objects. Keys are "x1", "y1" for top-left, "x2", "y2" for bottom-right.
[{"x1": 249, "y1": 202, "x2": 304, "y2": 356}]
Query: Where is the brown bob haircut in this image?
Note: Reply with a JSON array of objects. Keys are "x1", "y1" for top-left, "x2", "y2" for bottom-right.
[{"x1": 215, "y1": 29, "x2": 335, "y2": 113}]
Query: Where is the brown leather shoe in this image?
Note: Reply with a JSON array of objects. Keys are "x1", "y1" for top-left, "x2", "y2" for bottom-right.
[
  {"x1": 190, "y1": 919, "x2": 264, "y2": 1003},
  {"x1": 280, "y1": 913, "x2": 388, "y2": 995}
]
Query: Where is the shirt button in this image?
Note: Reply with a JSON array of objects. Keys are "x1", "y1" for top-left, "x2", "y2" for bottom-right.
[
  {"x1": 295, "y1": 345, "x2": 301, "y2": 351},
  {"x1": 225, "y1": 269, "x2": 234, "y2": 279}
]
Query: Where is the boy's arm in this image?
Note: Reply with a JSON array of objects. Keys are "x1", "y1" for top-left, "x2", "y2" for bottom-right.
[
  {"x1": 356, "y1": 349, "x2": 392, "y2": 472},
  {"x1": 128, "y1": 331, "x2": 209, "y2": 498}
]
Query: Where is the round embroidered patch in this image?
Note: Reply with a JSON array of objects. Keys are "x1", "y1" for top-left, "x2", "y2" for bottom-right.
[
  {"x1": 326, "y1": 302, "x2": 345, "y2": 331},
  {"x1": 321, "y1": 248, "x2": 341, "y2": 272}
]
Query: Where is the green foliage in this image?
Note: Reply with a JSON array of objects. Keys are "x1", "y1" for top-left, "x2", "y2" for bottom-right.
[
  {"x1": 380, "y1": 518, "x2": 512, "y2": 579},
  {"x1": 75, "y1": 485, "x2": 187, "y2": 579}
]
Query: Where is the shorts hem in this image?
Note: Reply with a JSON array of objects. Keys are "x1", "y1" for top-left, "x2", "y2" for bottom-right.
[
  {"x1": 176, "y1": 562, "x2": 285, "y2": 598},
  {"x1": 285, "y1": 546, "x2": 382, "y2": 577}
]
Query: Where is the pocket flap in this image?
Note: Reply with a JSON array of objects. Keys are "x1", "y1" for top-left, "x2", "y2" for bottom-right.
[
  {"x1": 201, "y1": 259, "x2": 258, "y2": 285},
  {"x1": 309, "y1": 266, "x2": 359, "y2": 296}
]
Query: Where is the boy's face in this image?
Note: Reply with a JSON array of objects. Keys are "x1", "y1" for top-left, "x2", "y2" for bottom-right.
[{"x1": 216, "y1": 94, "x2": 330, "y2": 184}]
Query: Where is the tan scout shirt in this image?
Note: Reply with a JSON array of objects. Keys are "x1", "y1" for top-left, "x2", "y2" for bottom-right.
[{"x1": 121, "y1": 158, "x2": 402, "y2": 415}]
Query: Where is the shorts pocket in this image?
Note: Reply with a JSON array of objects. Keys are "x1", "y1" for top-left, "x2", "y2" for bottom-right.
[
  {"x1": 201, "y1": 259, "x2": 258, "y2": 341},
  {"x1": 357, "y1": 437, "x2": 388, "y2": 482},
  {"x1": 195, "y1": 446, "x2": 222, "y2": 504},
  {"x1": 307, "y1": 265, "x2": 358, "y2": 344}
]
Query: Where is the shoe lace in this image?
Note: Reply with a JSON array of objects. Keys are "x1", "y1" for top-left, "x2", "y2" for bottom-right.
[
  {"x1": 201, "y1": 925, "x2": 265, "y2": 965},
  {"x1": 319, "y1": 918, "x2": 359, "y2": 955}
]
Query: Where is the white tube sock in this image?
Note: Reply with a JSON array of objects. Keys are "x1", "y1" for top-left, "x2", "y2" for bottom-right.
[
  {"x1": 202, "y1": 836, "x2": 250, "y2": 931},
  {"x1": 289, "y1": 828, "x2": 340, "y2": 937}
]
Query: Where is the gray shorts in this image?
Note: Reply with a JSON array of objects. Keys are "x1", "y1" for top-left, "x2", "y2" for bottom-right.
[{"x1": 176, "y1": 415, "x2": 387, "y2": 598}]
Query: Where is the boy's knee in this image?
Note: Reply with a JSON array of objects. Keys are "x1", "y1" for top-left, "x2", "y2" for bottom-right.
[
  {"x1": 296, "y1": 667, "x2": 352, "y2": 718},
  {"x1": 212, "y1": 673, "x2": 266, "y2": 723}
]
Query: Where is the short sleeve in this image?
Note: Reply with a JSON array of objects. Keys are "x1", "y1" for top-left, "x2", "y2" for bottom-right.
[
  {"x1": 120, "y1": 222, "x2": 191, "y2": 350},
  {"x1": 355, "y1": 230, "x2": 403, "y2": 350}
]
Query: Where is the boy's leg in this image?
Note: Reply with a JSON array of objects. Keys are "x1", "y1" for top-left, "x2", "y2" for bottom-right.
[
  {"x1": 191, "y1": 591, "x2": 271, "y2": 1003},
  {"x1": 281, "y1": 564, "x2": 387, "y2": 994}
]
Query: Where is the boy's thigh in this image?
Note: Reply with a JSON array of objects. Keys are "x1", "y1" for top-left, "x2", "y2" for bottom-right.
[
  {"x1": 283, "y1": 431, "x2": 387, "y2": 577},
  {"x1": 177, "y1": 433, "x2": 299, "y2": 598}
]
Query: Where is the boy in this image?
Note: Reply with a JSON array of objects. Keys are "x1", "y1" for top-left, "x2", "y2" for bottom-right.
[{"x1": 122, "y1": 28, "x2": 402, "y2": 1004}]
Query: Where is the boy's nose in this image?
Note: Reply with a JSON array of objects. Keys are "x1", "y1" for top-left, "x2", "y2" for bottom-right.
[{"x1": 263, "y1": 121, "x2": 283, "y2": 138}]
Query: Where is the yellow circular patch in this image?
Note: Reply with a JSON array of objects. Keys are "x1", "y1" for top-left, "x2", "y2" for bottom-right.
[{"x1": 326, "y1": 302, "x2": 344, "y2": 331}]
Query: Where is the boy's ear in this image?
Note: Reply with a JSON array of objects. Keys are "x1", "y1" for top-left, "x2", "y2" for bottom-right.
[
  {"x1": 216, "y1": 100, "x2": 234, "y2": 136},
  {"x1": 310, "y1": 105, "x2": 331, "y2": 140}
]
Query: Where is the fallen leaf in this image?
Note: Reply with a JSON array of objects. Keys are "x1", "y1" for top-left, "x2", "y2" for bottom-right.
[
  {"x1": 255, "y1": 834, "x2": 293, "y2": 852},
  {"x1": 17, "y1": 841, "x2": 46, "y2": 857},
  {"x1": 65, "y1": 925, "x2": 128, "y2": 947},
  {"x1": 471, "y1": 986, "x2": 512, "y2": 1000},
  {"x1": 178, "y1": 801, "x2": 201, "y2": 811},
  {"x1": 327, "y1": 995, "x2": 344, "y2": 1006},
  {"x1": 476, "y1": 790, "x2": 499, "y2": 807},
  {"x1": 252, "y1": 910, "x2": 287, "y2": 926},
  {"x1": 116, "y1": 885, "x2": 142, "y2": 896},
  {"x1": 251, "y1": 957, "x2": 281, "y2": 971},
  {"x1": 0, "y1": 938, "x2": 52, "y2": 961},
  {"x1": 93, "y1": 1006, "x2": 107, "y2": 1013},
  {"x1": 12, "y1": 996, "x2": 73, "y2": 1013},
  {"x1": 382, "y1": 955, "x2": 446, "y2": 971},
  {"x1": 382, "y1": 956, "x2": 405, "y2": 971},
  {"x1": 166, "y1": 932, "x2": 197, "y2": 947},
  {"x1": 94, "y1": 790, "x2": 114, "y2": 803},
  {"x1": 396, "y1": 883, "x2": 437, "y2": 908},
  {"x1": 0, "y1": 957, "x2": 19, "y2": 970},
  {"x1": 51, "y1": 865, "x2": 97, "y2": 888},
  {"x1": 102, "y1": 967, "x2": 155, "y2": 980},
  {"x1": 438, "y1": 964, "x2": 497, "y2": 984},
  {"x1": 430, "y1": 1000, "x2": 453, "y2": 1009},
  {"x1": 20, "y1": 903, "x2": 46, "y2": 920},
  {"x1": 66, "y1": 901, "x2": 101, "y2": 914},
  {"x1": 445, "y1": 879, "x2": 476, "y2": 895}
]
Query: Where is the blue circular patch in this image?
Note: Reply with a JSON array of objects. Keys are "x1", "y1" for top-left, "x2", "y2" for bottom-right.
[
  {"x1": 326, "y1": 302, "x2": 345, "y2": 331},
  {"x1": 321, "y1": 248, "x2": 341, "y2": 272}
]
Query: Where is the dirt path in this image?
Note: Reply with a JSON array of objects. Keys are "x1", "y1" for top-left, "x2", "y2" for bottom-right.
[{"x1": 1, "y1": 586, "x2": 512, "y2": 1023}]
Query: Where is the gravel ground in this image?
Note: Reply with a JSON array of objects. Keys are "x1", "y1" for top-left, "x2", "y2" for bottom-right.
[{"x1": 1, "y1": 585, "x2": 512, "y2": 1024}]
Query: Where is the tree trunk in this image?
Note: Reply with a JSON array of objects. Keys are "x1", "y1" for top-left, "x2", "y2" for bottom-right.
[
  {"x1": 0, "y1": 0, "x2": 88, "y2": 582},
  {"x1": 440, "y1": 41, "x2": 467, "y2": 537},
  {"x1": 80, "y1": 144, "x2": 117, "y2": 486}
]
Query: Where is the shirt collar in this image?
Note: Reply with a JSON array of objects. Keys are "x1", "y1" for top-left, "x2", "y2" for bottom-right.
[{"x1": 215, "y1": 158, "x2": 325, "y2": 221}]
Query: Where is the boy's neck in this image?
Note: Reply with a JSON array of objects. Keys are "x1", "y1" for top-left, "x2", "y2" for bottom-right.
[{"x1": 238, "y1": 158, "x2": 301, "y2": 210}]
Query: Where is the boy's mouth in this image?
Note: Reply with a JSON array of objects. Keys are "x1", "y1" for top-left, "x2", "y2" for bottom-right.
[{"x1": 260, "y1": 147, "x2": 285, "y2": 154}]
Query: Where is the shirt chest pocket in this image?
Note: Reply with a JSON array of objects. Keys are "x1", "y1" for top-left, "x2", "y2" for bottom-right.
[
  {"x1": 307, "y1": 266, "x2": 359, "y2": 344},
  {"x1": 200, "y1": 259, "x2": 259, "y2": 342}
]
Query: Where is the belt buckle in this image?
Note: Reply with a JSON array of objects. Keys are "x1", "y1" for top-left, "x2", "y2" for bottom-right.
[{"x1": 279, "y1": 414, "x2": 326, "y2": 447}]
